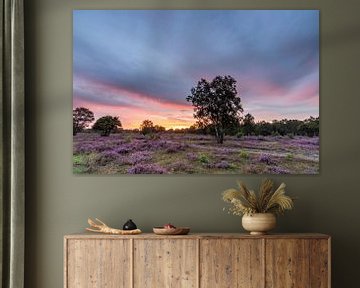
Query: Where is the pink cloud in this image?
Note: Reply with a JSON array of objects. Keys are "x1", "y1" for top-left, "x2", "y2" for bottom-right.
[
  {"x1": 74, "y1": 73, "x2": 319, "y2": 128},
  {"x1": 239, "y1": 73, "x2": 319, "y2": 121},
  {"x1": 73, "y1": 76, "x2": 195, "y2": 129}
]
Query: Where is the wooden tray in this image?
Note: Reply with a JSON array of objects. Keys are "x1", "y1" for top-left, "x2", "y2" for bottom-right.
[{"x1": 153, "y1": 227, "x2": 190, "y2": 235}]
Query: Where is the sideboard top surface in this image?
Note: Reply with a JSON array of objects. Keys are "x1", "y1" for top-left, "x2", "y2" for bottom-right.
[{"x1": 64, "y1": 232, "x2": 330, "y2": 240}]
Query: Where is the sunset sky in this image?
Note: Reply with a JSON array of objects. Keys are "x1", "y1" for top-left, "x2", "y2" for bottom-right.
[{"x1": 73, "y1": 10, "x2": 319, "y2": 130}]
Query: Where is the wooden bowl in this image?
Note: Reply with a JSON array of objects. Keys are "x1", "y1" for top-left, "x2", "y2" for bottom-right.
[{"x1": 153, "y1": 227, "x2": 190, "y2": 235}]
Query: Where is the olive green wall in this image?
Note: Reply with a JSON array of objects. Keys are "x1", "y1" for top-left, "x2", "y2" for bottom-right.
[{"x1": 24, "y1": 0, "x2": 360, "y2": 287}]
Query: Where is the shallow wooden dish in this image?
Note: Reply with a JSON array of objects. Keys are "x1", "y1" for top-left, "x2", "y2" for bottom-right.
[{"x1": 153, "y1": 227, "x2": 190, "y2": 235}]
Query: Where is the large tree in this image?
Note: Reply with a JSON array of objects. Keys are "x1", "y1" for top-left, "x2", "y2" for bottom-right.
[
  {"x1": 92, "y1": 116, "x2": 122, "y2": 136},
  {"x1": 73, "y1": 107, "x2": 95, "y2": 135},
  {"x1": 186, "y1": 75, "x2": 243, "y2": 143}
]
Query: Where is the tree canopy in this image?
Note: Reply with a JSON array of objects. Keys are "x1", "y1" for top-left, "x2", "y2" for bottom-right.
[
  {"x1": 186, "y1": 75, "x2": 243, "y2": 143},
  {"x1": 242, "y1": 113, "x2": 255, "y2": 136},
  {"x1": 73, "y1": 107, "x2": 95, "y2": 135},
  {"x1": 92, "y1": 116, "x2": 122, "y2": 136},
  {"x1": 140, "y1": 119, "x2": 155, "y2": 135}
]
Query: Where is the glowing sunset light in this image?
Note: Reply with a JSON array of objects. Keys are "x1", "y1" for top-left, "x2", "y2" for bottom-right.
[
  {"x1": 169, "y1": 125, "x2": 192, "y2": 130},
  {"x1": 72, "y1": 100, "x2": 195, "y2": 129},
  {"x1": 73, "y1": 74, "x2": 197, "y2": 129}
]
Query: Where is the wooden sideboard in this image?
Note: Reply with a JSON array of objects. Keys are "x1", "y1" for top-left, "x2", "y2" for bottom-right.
[{"x1": 64, "y1": 233, "x2": 330, "y2": 288}]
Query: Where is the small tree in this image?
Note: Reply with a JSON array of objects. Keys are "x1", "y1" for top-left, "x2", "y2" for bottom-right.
[
  {"x1": 154, "y1": 125, "x2": 166, "y2": 133},
  {"x1": 255, "y1": 121, "x2": 273, "y2": 136},
  {"x1": 73, "y1": 107, "x2": 94, "y2": 135},
  {"x1": 140, "y1": 120, "x2": 155, "y2": 135},
  {"x1": 93, "y1": 116, "x2": 122, "y2": 136},
  {"x1": 242, "y1": 113, "x2": 255, "y2": 136},
  {"x1": 297, "y1": 116, "x2": 319, "y2": 137},
  {"x1": 186, "y1": 75, "x2": 243, "y2": 144}
]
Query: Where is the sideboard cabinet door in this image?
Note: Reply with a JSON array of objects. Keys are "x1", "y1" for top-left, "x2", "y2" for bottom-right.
[
  {"x1": 266, "y1": 239, "x2": 309, "y2": 288},
  {"x1": 309, "y1": 239, "x2": 330, "y2": 288},
  {"x1": 265, "y1": 239, "x2": 329, "y2": 288},
  {"x1": 66, "y1": 239, "x2": 131, "y2": 288},
  {"x1": 200, "y1": 239, "x2": 264, "y2": 288},
  {"x1": 133, "y1": 239, "x2": 198, "y2": 288}
]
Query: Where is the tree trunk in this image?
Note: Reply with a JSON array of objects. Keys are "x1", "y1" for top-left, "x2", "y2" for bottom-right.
[
  {"x1": 219, "y1": 132, "x2": 224, "y2": 144},
  {"x1": 215, "y1": 126, "x2": 224, "y2": 144},
  {"x1": 217, "y1": 132, "x2": 224, "y2": 144}
]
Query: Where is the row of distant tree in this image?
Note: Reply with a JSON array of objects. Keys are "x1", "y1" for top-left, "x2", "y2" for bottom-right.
[
  {"x1": 73, "y1": 106, "x2": 319, "y2": 138},
  {"x1": 73, "y1": 75, "x2": 319, "y2": 142},
  {"x1": 141, "y1": 115, "x2": 319, "y2": 137},
  {"x1": 186, "y1": 115, "x2": 319, "y2": 137},
  {"x1": 73, "y1": 107, "x2": 167, "y2": 136}
]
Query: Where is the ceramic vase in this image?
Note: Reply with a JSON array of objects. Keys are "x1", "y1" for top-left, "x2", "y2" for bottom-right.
[{"x1": 242, "y1": 213, "x2": 276, "y2": 235}]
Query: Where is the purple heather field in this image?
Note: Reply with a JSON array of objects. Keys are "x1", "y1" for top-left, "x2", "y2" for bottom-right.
[{"x1": 73, "y1": 133, "x2": 319, "y2": 175}]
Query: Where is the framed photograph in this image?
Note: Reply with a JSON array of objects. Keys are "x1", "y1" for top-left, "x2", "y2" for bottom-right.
[{"x1": 73, "y1": 10, "x2": 319, "y2": 175}]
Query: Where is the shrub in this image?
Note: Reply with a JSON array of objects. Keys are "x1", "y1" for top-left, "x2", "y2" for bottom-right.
[
  {"x1": 198, "y1": 153, "x2": 210, "y2": 164},
  {"x1": 95, "y1": 151, "x2": 120, "y2": 166},
  {"x1": 169, "y1": 161, "x2": 192, "y2": 173},
  {"x1": 123, "y1": 134, "x2": 133, "y2": 143},
  {"x1": 259, "y1": 154, "x2": 275, "y2": 165},
  {"x1": 205, "y1": 162, "x2": 215, "y2": 169},
  {"x1": 215, "y1": 161, "x2": 231, "y2": 169},
  {"x1": 73, "y1": 155, "x2": 86, "y2": 165},
  {"x1": 165, "y1": 143, "x2": 188, "y2": 153},
  {"x1": 239, "y1": 150, "x2": 249, "y2": 159},
  {"x1": 149, "y1": 140, "x2": 168, "y2": 150},
  {"x1": 127, "y1": 164, "x2": 167, "y2": 174},
  {"x1": 268, "y1": 166, "x2": 289, "y2": 174},
  {"x1": 128, "y1": 151, "x2": 152, "y2": 164},
  {"x1": 115, "y1": 145, "x2": 133, "y2": 154},
  {"x1": 243, "y1": 164, "x2": 265, "y2": 174},
  {"x1": 236, "y1": 131, "x2": 244, "y2": 138},
  {"x1": 186, "y1": 152, "x2": 198, "y2": 161},
  {"x1": 286, "y1": 153, "x2": 294, "y2": 160},
  {"x1": 148, "y1": 133, "x2": 161, "y2": 140},
  {"x1": 287, "y1": 133, "x2": 295, "y2": 139}
]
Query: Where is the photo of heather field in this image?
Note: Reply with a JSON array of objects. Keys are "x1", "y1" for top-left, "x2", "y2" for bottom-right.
[{"x1": 73, "y1": 10, "x2": 319, "y2": 175}]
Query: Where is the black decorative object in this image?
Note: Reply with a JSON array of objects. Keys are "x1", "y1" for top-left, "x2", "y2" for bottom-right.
[{"x1": 123, "y1": 219, "x2": 137, "y2": 230}]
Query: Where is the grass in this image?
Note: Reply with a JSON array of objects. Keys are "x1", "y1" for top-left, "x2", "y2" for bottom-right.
[
  {"x1": 73, "y1": 154, "x2": 88, "y2": 173},
  {"x1": 73, "y1": 132, "x2": 319, "y2": 175},
  {"x1": 239, "y1": 150, "x2": 249, "y2": 159}
]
